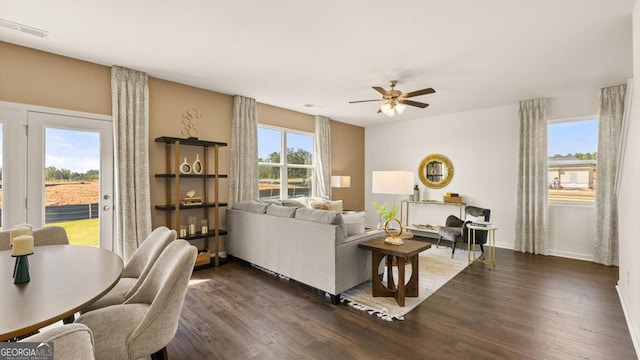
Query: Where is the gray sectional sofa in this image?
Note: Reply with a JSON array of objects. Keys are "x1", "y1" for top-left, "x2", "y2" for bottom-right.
[{"x1": 226, "y1": 201, "x2": 383, "y2": 304}]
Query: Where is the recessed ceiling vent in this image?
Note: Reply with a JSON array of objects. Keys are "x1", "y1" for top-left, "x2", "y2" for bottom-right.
[{"x1": 0, "y1": 18, "x2": 49, "y2": 38}]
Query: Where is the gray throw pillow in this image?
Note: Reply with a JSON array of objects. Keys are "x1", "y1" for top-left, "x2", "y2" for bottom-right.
[
  {"x1": 231, "y1": 200, "x2": 270, "y2": 214},
  {"x1": 266, "y1": 204, "x2": 297, "y2": 218}
]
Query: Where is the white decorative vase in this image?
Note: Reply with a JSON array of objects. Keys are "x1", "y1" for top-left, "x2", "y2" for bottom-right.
[
  {"x1": 192, "y1": 154, "x2": 203, "y2": 174},
  {"x1": 179, "y1": 157, "x2": 191, "y2": 174}
]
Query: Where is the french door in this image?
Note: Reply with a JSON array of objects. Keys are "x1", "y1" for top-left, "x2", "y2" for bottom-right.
[{"x1": 0, "y1": 102, "x2": 114, "y2": 250}]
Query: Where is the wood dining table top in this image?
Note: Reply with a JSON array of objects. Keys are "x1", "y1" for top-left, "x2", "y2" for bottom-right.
[{"x1": 0, "y1": 245, "x2": 123, "y2": 341}]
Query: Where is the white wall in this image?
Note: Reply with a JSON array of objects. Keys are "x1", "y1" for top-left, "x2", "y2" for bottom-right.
[
  {"x1": 365, "y1": 104, "x2": 519, "y2": 249},
  {"x1": 365, "y1": 90, "x2": 601, "y2": 255},
  {"x1": 616, "y1": 3, "x2": 640, "y2": 354}
]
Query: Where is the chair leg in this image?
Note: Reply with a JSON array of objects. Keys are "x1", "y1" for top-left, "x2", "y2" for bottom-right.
[
  {"x1": 436, "y1": 236, "x2": 442, "y2": 248},
  {"x1": 151, "y1": 347, "x2": 168, "y2": 360},
  {"x1": 62, "y1": 315, "x2": 75, "y2": 324},
  {"x1": 451, "y1": 242, "x2": 456, "y2": 259}
]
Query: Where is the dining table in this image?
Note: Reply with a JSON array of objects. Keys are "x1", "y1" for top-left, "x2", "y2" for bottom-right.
[{"x1": 0, "y1": 245, "x2": 123, "y2": 341}]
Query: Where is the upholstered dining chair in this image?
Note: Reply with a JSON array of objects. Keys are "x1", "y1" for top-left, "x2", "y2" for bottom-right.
[
  {"x1": 0, "y1": 226, "x2": 69, "y2": 250},
  {"x1": 0, "y1": 230, "x2": 10, "y2": 251},
  {"x1": 19, "y1": 323, "x2": 96, "y2": 360},
  {"x1": 33, "y1": 226, "x2": 70, "y2": 246},
  {"x1": 437, "y1": 206, "x2": 491, "y2": 258},
  {"x1": 83, "y1": 226, "x2": 176, "y2": 312},
  {"x1": 76, "y1": 239, "x2": 197, "y2": 360}
]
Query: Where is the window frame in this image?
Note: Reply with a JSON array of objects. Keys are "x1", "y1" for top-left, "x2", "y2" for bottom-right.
[
  {"x1": 547, "y1": 115, "x2": 598, "y2": 206},
  {"x1": 257, "y1": 125, "x2": 315, "y2": 200}
]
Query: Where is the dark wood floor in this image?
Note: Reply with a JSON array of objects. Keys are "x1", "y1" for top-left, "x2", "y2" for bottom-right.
[{"x1": 168, "y1": 241, "x2": 637, "y2": 360}]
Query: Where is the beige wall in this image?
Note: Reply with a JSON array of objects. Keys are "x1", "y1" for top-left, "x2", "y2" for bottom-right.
[
  {"x1": 330, "y1": 120, "x2": 365, "y2": 210},
  {"x1": 147, "y1": 77, "x2": 233, "y2": 236},
  {"x1": 0, "y1": 41, "x2": 367, "y2": 235},
  {"x1": 0, "y1": 41, "x2": 111, "y2": 115}
]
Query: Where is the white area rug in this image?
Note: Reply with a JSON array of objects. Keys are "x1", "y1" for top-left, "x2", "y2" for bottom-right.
[{"x1": 340, "y1": 246, "x2": 472, "y2": 321}]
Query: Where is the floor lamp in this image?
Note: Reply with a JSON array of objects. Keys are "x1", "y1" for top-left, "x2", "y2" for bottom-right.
[{"x1": 372, "y1": 170, "x2": 414, "y2": 245}]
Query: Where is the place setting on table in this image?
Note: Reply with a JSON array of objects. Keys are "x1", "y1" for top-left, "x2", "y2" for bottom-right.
[{"x1": 0, "y1": 224, "x2": 123, "y2": 341}]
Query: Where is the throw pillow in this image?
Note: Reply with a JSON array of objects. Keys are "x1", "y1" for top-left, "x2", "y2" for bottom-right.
[
  {"x1": 282, "y1": 197, "x2": 308, "y2": 208},
  {"x1": 465, "y1": 214, "x2": 485, "y2": 223},
  {"x1": 326, "y1": 200, "x2": 343, "y2": 212},
  {"x1": 231, "y1": 200, "x2": 270, "y2": 214},
  {"x1": 342, "y1": 211, "x2": 365, "y2": 236},
  {"x1": 266, "y1": 204, "x2": 297, "y2": 218},
  {"x1": 310, "y1": 203, "x2": 329, "y2": 210}
]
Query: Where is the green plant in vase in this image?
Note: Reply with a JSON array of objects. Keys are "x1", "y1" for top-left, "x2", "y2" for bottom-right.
[{"x1": 371, "y1": 201, "x2": 398, "y2": 230}]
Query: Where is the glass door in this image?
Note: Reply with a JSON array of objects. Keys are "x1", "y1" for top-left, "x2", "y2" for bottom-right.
[{"x1": 27, "y1": 111, "x2": 113, "y2": 249}]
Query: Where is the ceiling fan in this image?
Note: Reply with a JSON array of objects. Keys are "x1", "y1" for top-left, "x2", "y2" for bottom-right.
[{"x1": 349, "y1": 80, "x2": 435, "y2": 117}]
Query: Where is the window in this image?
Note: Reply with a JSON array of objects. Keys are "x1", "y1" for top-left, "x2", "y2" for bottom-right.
[
  {"x1": 258, "y1": 126, "x2": 314, "y2": 200},
  {"x1": 548, "y1": 119, "x2": 598, "y2": 202}
]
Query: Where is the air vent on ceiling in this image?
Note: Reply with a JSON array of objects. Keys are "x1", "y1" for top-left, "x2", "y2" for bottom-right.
[{"x1": 0, "y1": 18, "x2": 49, "y2": 38}]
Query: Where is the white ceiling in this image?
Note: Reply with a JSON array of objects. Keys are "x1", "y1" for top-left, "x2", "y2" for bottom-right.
[{"x1": 0, "y1": 0, "x2": 635, "y2": 127}]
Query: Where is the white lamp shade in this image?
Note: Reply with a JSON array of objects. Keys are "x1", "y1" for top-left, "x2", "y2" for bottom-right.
[
  {"x1": 372, "y1": 171, "x2": 414, "y2": 195},
  {"x1": 331, "y1": 175, "x2": 351, "y2": 188},
  {"x1": 395, "y1": 103, "x2": 406, "y2": 114}
]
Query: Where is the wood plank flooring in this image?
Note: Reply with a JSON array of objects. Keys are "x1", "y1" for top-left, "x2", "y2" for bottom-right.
[{"x1": 167, "y1": 242, "x2": 637, "y2": 359}]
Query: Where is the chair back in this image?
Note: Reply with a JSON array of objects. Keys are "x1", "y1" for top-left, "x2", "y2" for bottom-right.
[
  {"x1": 33, "y1": 226, "x2": 70, "y2": 246},
  {"x1": 0, "y1": 230, "x2": 10, "y2": 251},
  {"x1": 124, "y1": 239, "x2": 197, "y2": 359},
  {"x1": 121, "y1": 226, "x2": 176, "y2": 297},
  {"x1": 20, "y1": 323, "x2": 95, "y2": 359}
]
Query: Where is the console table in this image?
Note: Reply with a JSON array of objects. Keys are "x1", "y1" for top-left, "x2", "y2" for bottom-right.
[{"x1": 401, "y1": 200, "x2": 466, "y2": 237}]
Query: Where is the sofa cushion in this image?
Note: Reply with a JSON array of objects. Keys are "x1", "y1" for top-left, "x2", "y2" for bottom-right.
[
  {"x1": 342, "y1": 211, "x2": 366, "y2": 236},
  {"x1": 295, "y1": 208, "x2": 347, "y2": 237},
  {"x1": 266, "y1": 204, "x2": 297, "y2": 218},
  {"x1": 232, "y1": 200, "x2": 270, "y2": 214}
]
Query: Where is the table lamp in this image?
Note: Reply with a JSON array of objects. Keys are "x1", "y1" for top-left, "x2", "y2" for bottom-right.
[
  {"x1": 331, "y1": 175, "x2": 351, "y2": 201},
  {"x1": 372, "y1": 171, "x2": 414, "y2": 245}
]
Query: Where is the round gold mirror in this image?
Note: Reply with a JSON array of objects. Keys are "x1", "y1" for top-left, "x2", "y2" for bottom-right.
[{"x1": 418, "y1": 154, "x2": 454, "y2": 189}]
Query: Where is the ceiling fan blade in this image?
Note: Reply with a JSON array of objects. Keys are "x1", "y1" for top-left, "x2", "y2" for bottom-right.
[
  {"x1": 349, "y1": 99, "x2": 384, "y2": 104},
  {"x1": 373, "y1": 86, "x2": 389, "y2": 96},
  {"x1": 402, "y1": 88, "x2": 435, "y2": 98},
  {"x1": 400, "y1": 99, "x2": 430, "y2": 108}
]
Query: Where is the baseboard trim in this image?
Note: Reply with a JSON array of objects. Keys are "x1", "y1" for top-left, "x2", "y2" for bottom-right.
[
  {"x1": 547, "y1": 249, "x2": 592, "y2": 261},
  {"x1": 616, "y1": 284, "x2": 640, "y2": 358}
]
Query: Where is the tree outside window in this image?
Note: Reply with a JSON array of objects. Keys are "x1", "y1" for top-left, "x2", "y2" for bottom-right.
[{"x1": 258, "y1": 126, "x2": 314, "y2": 200}]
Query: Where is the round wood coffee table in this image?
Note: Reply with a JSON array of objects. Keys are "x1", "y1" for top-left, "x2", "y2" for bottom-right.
[{"x1": 0, "y1": 245, "x2": 123, "y2": 341}]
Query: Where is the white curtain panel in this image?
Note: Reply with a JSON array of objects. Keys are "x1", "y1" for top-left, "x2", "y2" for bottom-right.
[
  {"x1": 111, "y1": 66, "x2": 152, "y2": 262},
  {"x1": 313, "y1": 115, "x2": 331, "y2": 198},
  {"x1": 594, "y1": 84, "x2": 626, "y2": 266},
  {"x1": 514, "y1": 98, "x2": 549, "y2": 255},
  {"x1": 228, "y1": 95, "x2": 259, "y2": 206}
]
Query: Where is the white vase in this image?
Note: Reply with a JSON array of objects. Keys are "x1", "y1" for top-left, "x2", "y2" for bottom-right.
[
  {"x1": 192, "y1": 154, "x2": 203, "y2": 174},
  {"x1": 179, "y1": 157, "x2": 191, "y2": 174}
]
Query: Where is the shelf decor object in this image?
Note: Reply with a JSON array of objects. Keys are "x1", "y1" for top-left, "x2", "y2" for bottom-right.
[{"x1": 155, "y1": 136, "x2": 228, "y2": 267}]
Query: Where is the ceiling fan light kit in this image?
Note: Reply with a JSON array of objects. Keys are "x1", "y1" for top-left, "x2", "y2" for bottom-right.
[{"x1": 350, "y1": 80, "x2": 435, "y2": 117}]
